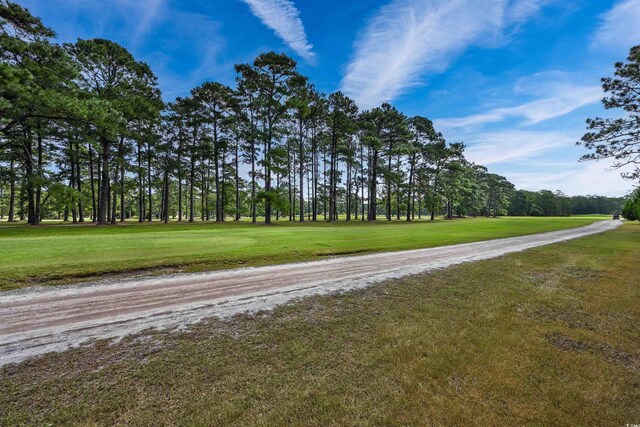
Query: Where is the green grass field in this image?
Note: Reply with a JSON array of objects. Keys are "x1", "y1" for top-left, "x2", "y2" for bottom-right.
[
  {"x1": 1, "y1": 223, "x2": 637, "y2": 425},
  {"x1": 0, "y1": 216, "x2": 607, "y2": 290}
]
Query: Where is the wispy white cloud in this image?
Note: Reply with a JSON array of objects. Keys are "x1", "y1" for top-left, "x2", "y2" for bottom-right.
[
  {"x1": 240, "y1": 0, "x2": 315, "y2": 61},
  {"x1": 436, "y1": 84, "x2": 601, "y2": 129},
  {"x1": 507, "y1": 159, "x2": 636, "y2": 196},
  {"x1": 463, "y1": 129, "x2": 634, "y2": 196},
  {"x1": 458, "y1": 127, "x2": 635, "y2": 195},
  {"x1": 340, "y1": 0, "x2": 559, "y2": 109},
  {"x1": 506, "y1": 0, "x2": 556, "y2": 24},
  {"x1": 21, "y1": 0, "x2": 168, "y2": 45},
  {"x1": 126, "y1": 0, "x2": 167, "y2": 46},
  {"x1": 341, "y1": 0, "x2": 508, "y2": 109},
  {"x1": 148, "y1": 12, "x2": 230, "y2": 98},
  {"x1": 463, "y1": 130, "x2": 573, "y2": 165},
  {"x1": 433, "y1": 67, "x2": 632, "y2": 195},
  {"x1": 593, "y1": 0, "x2": 640, "y2": 50}
]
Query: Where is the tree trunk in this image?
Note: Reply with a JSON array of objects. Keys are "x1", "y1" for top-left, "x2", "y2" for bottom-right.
[
  {"x1": 346, "y1": 158, "x2": 351, "y2": 221},
  {"x1": 411, "y1": 183, "x2": 416, "y2": 220},
  {"x1": 354, "y1": 163, "x2": 358, "y2": 221},
  {"x1": 214, "y1": 125, "x2": 222, "y2": 222},
  {"x1": 287, "y1": 138, "x2": 293, "y2": 221},
  {"x1": 235, "y1": 140, "x2": 240, "y2": 221},
  {"x1": 189, "y1": 150, "x2": 195, "y2": 223},
  {"x1": 406, "y1": 156, "x2": 414, "y2": 221},
  {"x1": 23, "y1": 126, "x2": 37, "y2": 225},
  {"x1": 69, "y1": 139, "x2": 77, "y2": 224},
  {"x1": 396, "y1": 154, "x2": 401, "y2": 220},
  {"x1": 221, "y1": 146, "x2": 226, "y2": 221},
  {"x1": 298, "y1": 123, "x2": 305, "y2": 222},
  {"x1": 386, "y1": 149, "x2": 392, "y2": 221},
  {"x1": 147, "y1": 143, "x2": 152, "y2": 222},
  {"x1": 328, "y1": 127, "x2": 337, "y2": 222},
  {"x1": 89, "y1": 143, "x2": 96, "y2": 222},
  {"x1": 178, "y1": 129, "x2": 183, "y2": 222},
  {"x1": 264, "y1": 127, "x2": 272, "y2": 225},
  {"x1": 220, "y1": 129, "x2": 227, "y2": 222},
  {"x1": 96, "y1": 146, "x2": 102, "y2": 222},
  {"x1": 360, "y1": 144, "x2": 365, "y2": 222},
  {"x1": 19, "y1": 183, "x2": 25, "y2": 221},
  {"x1": 137, "y1": 141, "x2": 145, "y2": 222},
  {"x1": 110, "y1": 165, "x2": 117, "y2": 224},
  {"x1": 312, "y1": 129, "x2": 318, "y2": 221},
  {"x1": 97, "y1": 135, "x2": 110, "y2": 225},
  {"x1": 323, "y1": 146, "x2": 327, "y2": 221},
  {"x1": 355, "y1": 174, "x2": 359, "y2": 221},
  {"x1": 275, "y1": 172, "x2": 280, "y2": 221},
  {"x1": 163, "y1": 170, "x2": 170, "y2": 223},
  {"x1": 35, "y1": 122, "x2": 43, "y2": 224},
  {"x1": 201, "y1": 160, "x2": 206, "y2": 221},
  {"x1": 159, "y1": 180, "x2": 165, "y2": 222},
  {"x1": 307, "y1": 169, "x2": 311, "y2": 220},
  {"x1": 8, "y1": 158, "x2": 16, "y2": 222},
  {"x1": 75, "y1": 139, "x2": 84, "y2": 222},
  {"x1": 120, "y1": 150, "x2": 125, "y2": 222},
  {"x1": 368, "y1": 149, "x2": 378, "y2": 221},
  {"x1": 118, "y1": 137, "x2": 125, "y2": 222},
  {"x1": 291, "y1": 151, "x2": 296, "y2": 221},
  {"x1": 251, "y1": 140, "x2": 256, "y2": 223}
]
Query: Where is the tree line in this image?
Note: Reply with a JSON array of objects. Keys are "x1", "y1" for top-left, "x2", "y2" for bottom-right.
[
  {"x1": 0, "y1": 2, "x2": 520, "y2": 225},
  {"x1": 0, "y1": 2, "x2": 632, "y2": 225},
  {"x1": 507, "y1": 190, "x2": 624, "y2": 217}
]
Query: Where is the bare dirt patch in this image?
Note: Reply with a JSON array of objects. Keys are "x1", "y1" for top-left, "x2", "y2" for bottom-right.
[{"x1": 545, "y1": 332, "x2": 639, "y2": 370}]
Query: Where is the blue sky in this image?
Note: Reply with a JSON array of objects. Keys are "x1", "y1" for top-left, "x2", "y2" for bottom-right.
[{"x1": 20, "y1": 0, "x2": 640, "y2": 196}]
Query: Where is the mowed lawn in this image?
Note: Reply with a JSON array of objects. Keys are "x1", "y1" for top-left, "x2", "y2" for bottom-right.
[
  {"x1": 0, "y1": 216, "x2": 605, "y2": 290},
  {"x1": 0, "y1": 223, "x2": 637, "y2": 425}
]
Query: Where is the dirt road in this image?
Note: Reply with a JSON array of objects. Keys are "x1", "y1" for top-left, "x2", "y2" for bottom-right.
[{"x1": 0, "y1": 220, "x2": 621, "y2": 366}]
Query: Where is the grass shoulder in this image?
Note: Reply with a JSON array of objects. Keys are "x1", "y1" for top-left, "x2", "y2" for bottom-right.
[{"x1": 0, "y1": 216, "x2": 605, "y2": 291}]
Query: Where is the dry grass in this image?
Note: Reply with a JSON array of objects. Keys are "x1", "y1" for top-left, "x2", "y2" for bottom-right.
[{"x1": 0, "y1": 223, "x2": 638, "y2": 426}]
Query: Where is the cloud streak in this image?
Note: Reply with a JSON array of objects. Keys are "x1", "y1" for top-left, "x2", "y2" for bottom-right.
[
  {"x1": 463, "y1": 130, "x2": 573, "y2": 165},
  {"x1": 240, "y1": 0, "x2": 315, "y2": 61},
  {"x1": 340, "y1": 0, "x2": 557, "y2": 109},
  {"x1": 341, "y1": 0, "x2": 510, "y2": 109},
  {"x1": 436, "y1": 84, "x2": 601, "y2": 129},
  {"x1": 506, "y1": 159, "x2": 636, "y2": 196},
  {"x1": 22, "y1": 0, "x2": 168, "y2": 46},
  {"x1": 451, "y1": 127, "x2": 634, "y2": 196},
  {"x1": 593, "y1": 0, "x2": 640, "y2": 50},
  {"x1": 506, "y1": 0, "x2": 556, "y2": 24},
  {"x1": 149, "y1": 12, "x2": 230, "y2": 98},
  {"x1": 127, "y1": 0, "x2": 167, "y2": 46}
]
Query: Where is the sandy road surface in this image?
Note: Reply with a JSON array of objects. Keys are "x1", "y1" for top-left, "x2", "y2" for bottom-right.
[{"x1": 0, "y1": 220, "x2": 621, "y2": 366}]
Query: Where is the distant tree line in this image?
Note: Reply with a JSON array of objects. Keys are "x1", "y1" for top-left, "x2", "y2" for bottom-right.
[
  {"x1": 0, "y1": 2, "x2": 633, "y2": 225},
  {"x1": 507, "y1": 190, "x2": 625, "y2": 217}
]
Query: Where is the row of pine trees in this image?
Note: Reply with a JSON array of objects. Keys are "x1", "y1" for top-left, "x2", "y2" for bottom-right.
[{"x1": 1, "y1": 1, "x2": 519, "y2": 225}]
